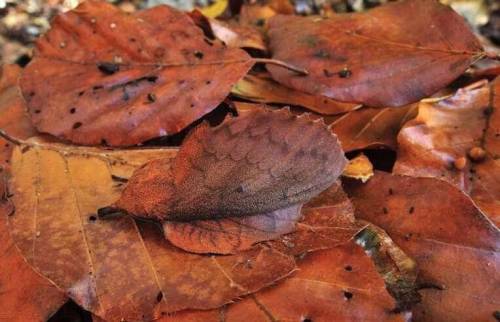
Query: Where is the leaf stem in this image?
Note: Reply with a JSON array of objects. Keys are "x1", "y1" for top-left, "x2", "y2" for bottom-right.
[
  {"x1": 252, "y1": 58, "x2": 309, "y2": 76},
  {"x1": 0, "y1": 129, "x2": 25, "y2": 146}
]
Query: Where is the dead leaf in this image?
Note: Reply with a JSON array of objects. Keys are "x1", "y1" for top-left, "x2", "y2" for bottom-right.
[
  {"x1": 7, "y1": 135, "x2": 358, "y2": 321},
  {"x1": 330, "y1": 105, "x2": 418, "y2": 152},
  {"x1": 113, "y1": 107, "x2": 347, "y2": 254},
  {"x1": 0, "y1": 65, "x2": 36, "y2": 170},
  {"x1": 225, "y1": 241, "x2": 405, "y2": 322},
  {"x1": 343, "y1": 154, "x2": 374, "y2": 183},
  {"x1": 267, "y1": 0, "x2": 483, "y2": 107},
  {"x1": 344, "y1": 172, "x2": 500, "y2": 321},
  {"x1": 0, "y1": 172, "x2": 67, "y2": 322},
  {"x1": 394, "y1": 79, "x2": 500, "y2": 225},
  {"x1": 20, "y1": 0, "x2": 253, "y2": 146},
  {"x1": 232, "y1": 74, "x2": 360, "y2": 115},
  {"x1": 198, "y1": 0, "x2": 228, "y2": 18},
  {"x1": 189, "y1": 11, "x2": 267, "y2": 51}
]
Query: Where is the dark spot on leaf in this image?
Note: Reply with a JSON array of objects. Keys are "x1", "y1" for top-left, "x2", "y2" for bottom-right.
[
  {"x1": 205, "y1": 80, "x2": 211, "y2": 85},
  {"x1": 111, "y1": 175, "x2": 129, "y2": 183},
  {"x1": 78, "y1": 91, "x2": 85, "y2": 96},
  {"x1": 483, "y1": 106, "x2": 493, "y2": 116},
  {"x1": 302, "y1": 318, "x2": 313, "y2": 322},
  {"x1": 389, "y1": 188, "x2": 393, "y2": 195},
  {"x1": 493, "y1": 311, "x2": 500, "y2": 321},
  {"x1": 147, "y1": 93, "x2": 156, "y2": 103},
  {"x1": 73, "y1": 122, "x2": 82, "y2": 129},
  {"x1": 88, "y1": 215, "x2": 97, "y2": 222},
  {"x1": 156, "y1": 291, "x2": 163, "y2": 302},
  {"x1": 101, "y1": 139, "x2": 108, "y2": 146},
  {"x1": 21, "y1": 146, "x2": 30, "y2": 154},
  {"x1": 146, "y1": 76, "x2": 158, "y2": 83},
  {"x1": 34, "y1": 109, "x2": 41, "y2": 114},
  {"x1": 204, "y1": 38, "x2": 214, "y2": 46},
  {"x1": 408, "y1": 206, "x2": 415, "y2": 214},
  {"x1": 383, "y1": 207, "x2": 388, "y2": 214},
  {"x1": 338, "y1": 68, "x2": 352, "y2": 78},
  {"x1": 255, "y1": 18, "x2": 266, "y2": 27},
  {"x1": 313, "y1": 49, "x2": 330, "y2": 58},
  {"x1": 70, "y1": 108, "x2": 76, "y2": 114},
  {"x1": 97, "y1": 62, "x2": 120, "y2": 75},
  {"x1": 344, "y1": 265, "x2": 353, "y2": 271},
  {"x1": 129, "y1": 37, "x2": 136, "y2": 42},
  {"x1": 194, "y1": 51, "x2": 204, "y2": 59},
  {"x1": 92, "y1": 85, "x2": 103, "y2": 91},
  {"x1": 343, "y1": 291, "x2": 353, "y2": 300}
]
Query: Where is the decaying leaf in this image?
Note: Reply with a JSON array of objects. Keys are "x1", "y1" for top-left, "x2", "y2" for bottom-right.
[
  {"x1": 330, "y1": 104, "x2": 418, "y2": 152},
  {"x1": 189, "y1": 10, "x2": 267, "y2": 51},
  {"x1": 0, "y1": 172, "x2": 67, "y2": 322},
  {"x1": 343, "y1": 154, "x2": 374, "y2": 183},
  {"x1": 355, "y1": 223, "x2": 420, "y2": 312},
  {"x1": 20, "y1": 0, "x2": 253, "y2": 146},
  {"x1": 232, "y1": 74, "x2": 360, "y2": 115},
  {"x1": 345, "y1": 172, "x2": 500, "y2": 321},
  {"x1": 225, "y1": 241, "x2": 406, "y2": 322},
  {"x1": 267, "y1": 0, "x2": 483, "y2": 107},
  {"x1": 113, "y1": 107, "x2": 347, "y2": 253},
  {"x1": 0, "y1": 65, "x2": 36, "y2": 170},
  {"x1": 7, "y1": 133, "x2": 359, "y2": 321},
  {"x1": 394, "y1": 79, "x2": 500, "y2": 225}
]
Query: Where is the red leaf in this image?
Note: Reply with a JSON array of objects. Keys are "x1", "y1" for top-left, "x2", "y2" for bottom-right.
[
  {"x1": 267, "y1": 0, "x2": 483, "y2": 107},
  {"x1": 20, "y1": 0, "x2": 252, "y2": 146}
]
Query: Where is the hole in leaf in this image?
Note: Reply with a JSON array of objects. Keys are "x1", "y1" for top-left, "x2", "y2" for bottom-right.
[
  {"x1": 88, "y1": 215, "x2": 97, "y2": 222},
  {"x1": 70, "y1": 108, "x2": 76, "y2": 114},
  {"x1": 156, "y1": 291, "x2": 163, "y2": 302},
  {"x1": 73, "y1": 122, "x2": 82, "y2": 129},
  {"x1": 194, "y1": 51, "x2": 204, "y2": 59},
  {"x1": 343, "y1": 291, "x2": 353, "y2": 300}
]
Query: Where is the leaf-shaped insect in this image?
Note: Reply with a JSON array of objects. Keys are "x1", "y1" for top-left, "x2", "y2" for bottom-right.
[{"x1": 101, "y1": 107, "x2": 347, "y2": 254}]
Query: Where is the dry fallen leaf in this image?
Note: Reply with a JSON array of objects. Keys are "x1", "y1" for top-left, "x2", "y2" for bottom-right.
[
  {"x1": 267, "y1": 0, "x2": 483, "y2": 107},
  {"x1": 330, "y1": 105, "x2": 418, "y2": 152},
  {"x1": 0, "y1": 65, "x2": 66, "y2": 321},
  {"x1": 20, "y1": 0, "x2": 253, "y2": 146},
  {"x1": 112, "y1": 107, "x2": 347, "y2": 254},
  {"x1": 189, "y1": 10, "x2": 267, "y2": 51},
  {"x1": 225, "y1": 241, "x2": 406, "y2": 322},
  {"x1": 0, "y1": 172, "x2": 67, "y2": 322},
  {"x1": 232, "y1": 74, "x2": 360, "y2": 115},
  {"x1": 343, "y1": 154, "x2": 374, "y2": 183},
  {"x1": 0, "y1": 65, "x2": 36, "y2": 170},
  {"x1": 6, "y1": 134, "x2": 359, "y2": 321},
  {"x1": 394, "y1": 79, "x2": 500, "y2": 225},
  {"x1": 345, "y1": 172, "x2": 500, "y2": 322}
]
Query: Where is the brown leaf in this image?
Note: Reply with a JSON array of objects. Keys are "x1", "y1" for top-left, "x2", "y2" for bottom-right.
[
  {"x1": 20, "y1": 0, "x2": 253, "y2": 146},
  {"x1": 330, "y1": 104, "x2": 418, "y2": 152},
  {"x1": 232, "y1": 74, "x2": 360, "y2": 115},
  {"x1": 7, "y1": 136, "x2": 357, "y2": 321},
  {"x1": 344, "y1": 172, "x2": 500, "y2": 321},
  {"x1": 0, "y1": 172, "x2": 67, "y2": 322},
  {"x1": 114, "y1": 107, "x2": 347, "y2": 253},
  {"x1": 267, "y1": 0, "x2": 483, "y2": 107},
  {"x1": 189, "y1": 10, "x2": 267, "y2": 51},
  {"x1": 225, "y1": 241, "x2": 405, "y2": 322},
  {"x1": 0, "y1": 65, "x2": 37, "y2": 170},
  {"x1": 394, "y1": 79, "x2": 500, "y2": 225}
]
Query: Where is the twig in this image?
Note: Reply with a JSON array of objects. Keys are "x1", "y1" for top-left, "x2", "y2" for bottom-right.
[{"x1": 252, "y1": 58, "x2": 309, "y2": 76}]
